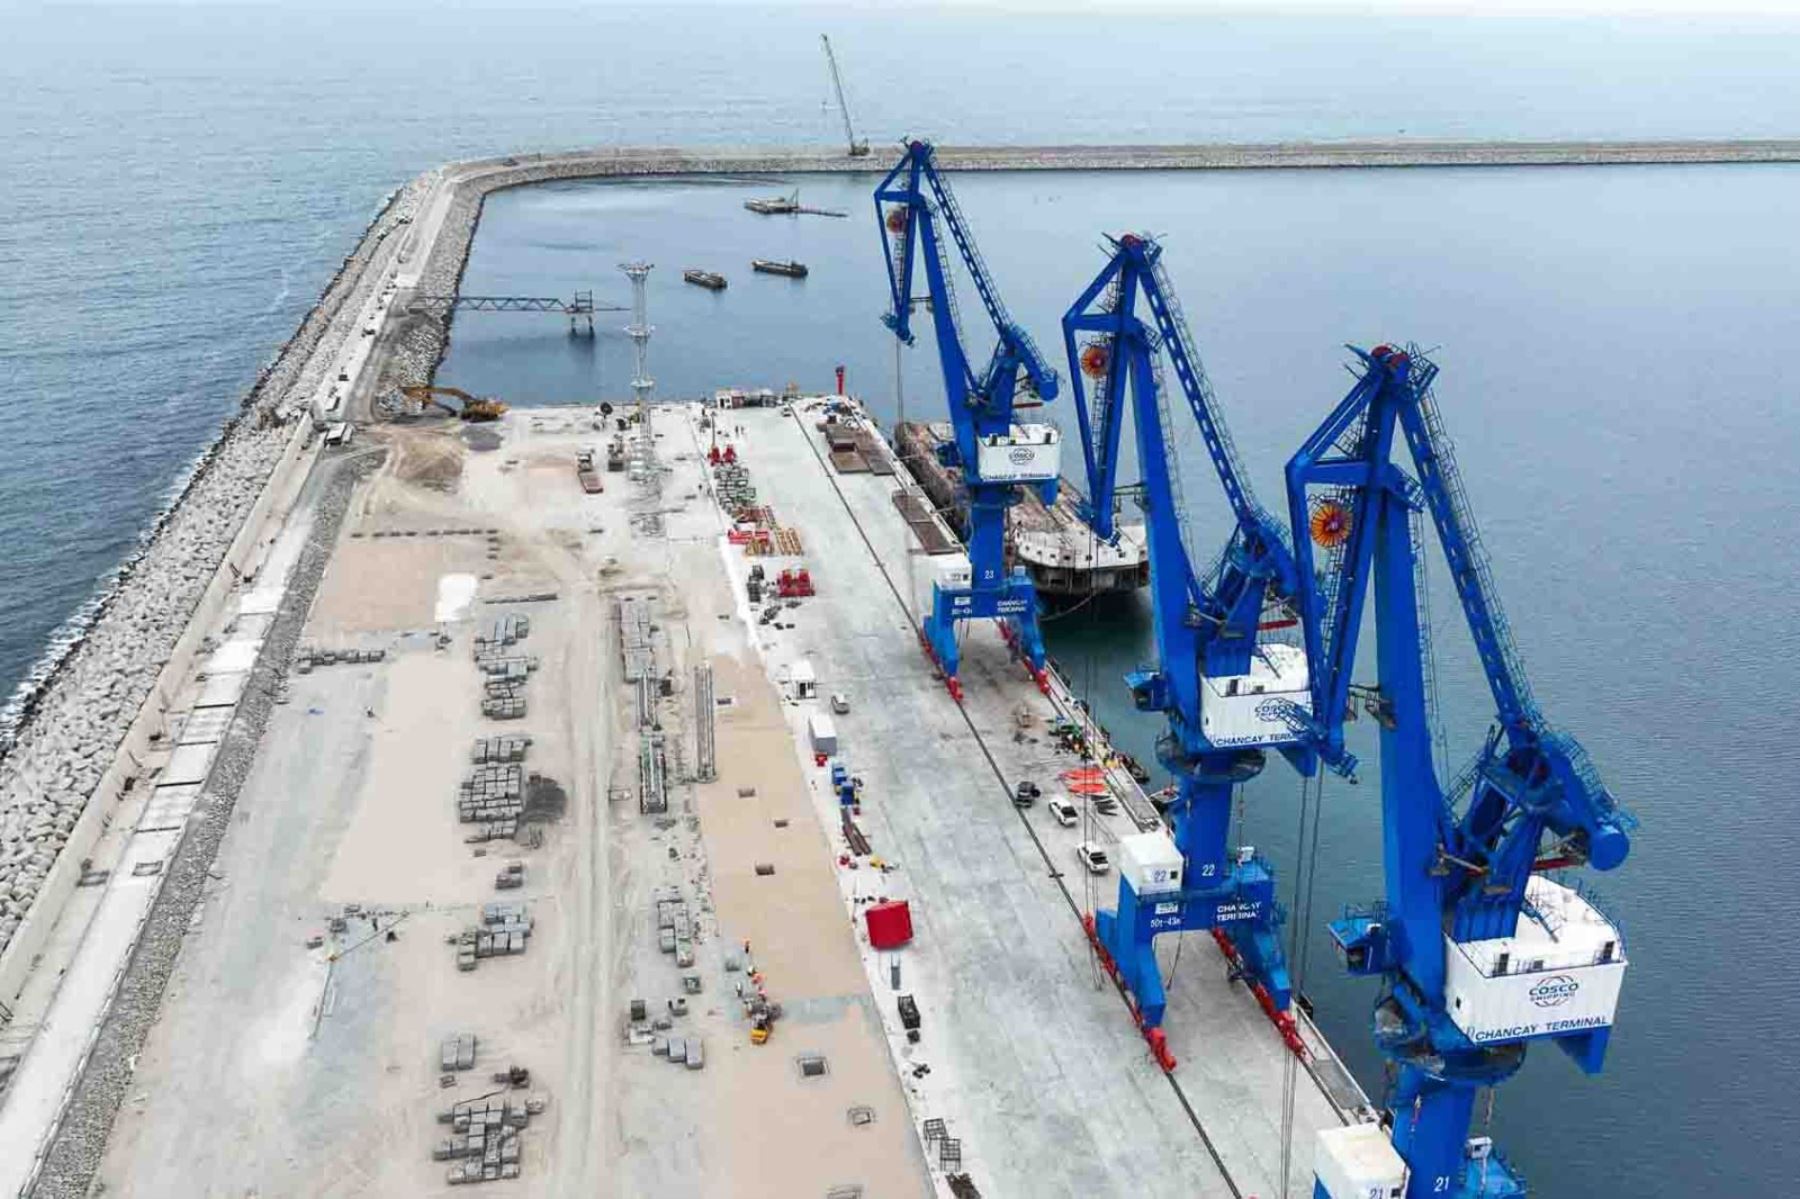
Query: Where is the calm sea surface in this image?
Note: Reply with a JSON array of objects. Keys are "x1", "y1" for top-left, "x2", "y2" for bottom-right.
[{"x1": 6, "y1": 4, "x2": 1800, "y2": 1195}]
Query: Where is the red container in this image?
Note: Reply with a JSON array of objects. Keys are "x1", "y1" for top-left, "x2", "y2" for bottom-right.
[{"x1": 865, "y1": 900, "x2": 914, "y2": 950}]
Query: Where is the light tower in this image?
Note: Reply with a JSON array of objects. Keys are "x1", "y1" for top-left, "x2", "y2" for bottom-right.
[{"x1": 620, "y1": 260, "x2": 655, "y2": 418}]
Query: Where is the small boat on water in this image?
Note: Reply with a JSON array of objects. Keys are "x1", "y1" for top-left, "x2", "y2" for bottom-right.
[
  {"x1": 752, "y1": 259, "x2": 809, "y2": 278},
  {"x1": 745, "y1": 190, "x2": 801, "y2": 215},
  {"x1": 683, "y1": 269, "x2": 727, "y2": 290}
]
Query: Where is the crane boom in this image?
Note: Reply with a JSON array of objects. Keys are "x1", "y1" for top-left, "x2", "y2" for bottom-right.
[
  {"x1": 1290, "y1": 346, "x2": 1634, "y2": 1199},
  {"x1": 820, "y1": 35, "x2": 868, "y2": 158}
]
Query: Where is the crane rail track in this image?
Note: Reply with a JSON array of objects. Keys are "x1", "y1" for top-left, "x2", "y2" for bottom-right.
[{"x1": 788, "y1": 412, "x2": 1276, "y2": 1197}]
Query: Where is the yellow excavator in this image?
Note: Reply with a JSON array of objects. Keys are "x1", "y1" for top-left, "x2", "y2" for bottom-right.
[{"x1": 400, "y1": 385, "x2": 508, "y2": 423}]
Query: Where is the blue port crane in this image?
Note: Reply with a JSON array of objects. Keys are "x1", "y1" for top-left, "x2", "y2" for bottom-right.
[
  {"x1": 1060, "y1": 233, "x2": 1328, "y2": 1068},
  {"x1": 874, "y1": 140, "x2": 1062, "y2": 700},
  {"x1": 1289, "y1": 346, "x2": 1634, "y2": 1199}
]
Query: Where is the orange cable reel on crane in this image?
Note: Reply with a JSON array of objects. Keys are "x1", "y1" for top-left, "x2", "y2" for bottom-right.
[
  {"x1": 1079, "y1": 340, "x2": 1110, "y2": 380},
  {"x1": 1309, "y1": 496, "x2": 1352, "y2": 549}
]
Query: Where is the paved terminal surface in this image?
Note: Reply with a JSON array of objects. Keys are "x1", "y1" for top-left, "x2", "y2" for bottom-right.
[{"x1": 703, "y1": 398, "x2": 1353, "y2": 1199}]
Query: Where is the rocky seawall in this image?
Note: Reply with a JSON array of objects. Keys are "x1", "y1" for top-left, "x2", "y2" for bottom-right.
[{"x1": 0, "y1": 176, "x2": 430, "y2": 958}]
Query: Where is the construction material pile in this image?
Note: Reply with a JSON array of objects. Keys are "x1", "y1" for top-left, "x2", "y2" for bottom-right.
[
  {"x1": 459, "y1": 763, "x2": 523, "y2": 839},
  {"x1": 429, "y1": 1032, "x2": 549, "y2": 1185},
  {"x1": 624, "y1": 884, "x2": 708, "y2": 1069},
  {"x1": 475, "y1": 614, "x2": 533, "y2": 719},
  {"x1": 293, "y1": 644, "x2": 387, "y2": 671},
  {"x1": 453, "y1": 900, "x2": 533, "y2": 972}
]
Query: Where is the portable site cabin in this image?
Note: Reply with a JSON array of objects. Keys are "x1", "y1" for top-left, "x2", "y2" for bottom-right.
[{"x1": 792, "y1": 659, "x2": 818, "y2": 700}]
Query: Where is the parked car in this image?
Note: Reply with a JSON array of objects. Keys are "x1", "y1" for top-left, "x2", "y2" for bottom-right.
[
  {"x1": 1013, "y1": 780, "x2": 1041, "y2": 808},
  {"x1": 830, "y1": 692, "x2": 850, "y2": 715},
  {"x1": 1046, "y1": 798, "x2": 1078, "y2": 827},
  {"x1": 1076, "y1": 842, "x2": 1111, "y2": 875}
]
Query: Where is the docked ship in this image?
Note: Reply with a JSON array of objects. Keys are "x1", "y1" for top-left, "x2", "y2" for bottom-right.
[
  {"x1": 752, "y1": 259, "x2": 809, "y2": 278},
  {"x1": 683, "y1": 269, "x2": 727, "y2": 290},
  {"x1": 893, "y1": 421, "x2": 1149, "y2": 601}
]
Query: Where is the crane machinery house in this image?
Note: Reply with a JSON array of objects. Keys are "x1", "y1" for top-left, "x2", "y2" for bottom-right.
[
  {"x1": 974, "y1": 425, "x2": 1061, "y2": 482},
  {"x1": 1198, "y1": 643, "x2": 1311, "y2": 749},
  {"x1": 1442, "y1": 875, "x2": 1627, "y2": 1046}
]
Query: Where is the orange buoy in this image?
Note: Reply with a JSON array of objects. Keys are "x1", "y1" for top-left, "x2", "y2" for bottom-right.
[
  {"x1": 1080, "y1": 341, "x2": 1110, "y2": 379},
  {"x1": 885, "y1": 207, "x2": 907, "y2": 234},
  {"x1": 1310, "y1": 498, "x2": 1352, "y2": 549}
]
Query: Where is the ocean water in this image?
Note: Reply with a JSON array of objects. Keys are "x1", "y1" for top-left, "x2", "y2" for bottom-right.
[{"x1": 6, "y1": 3, "x2": 1800, "y2": 1195}]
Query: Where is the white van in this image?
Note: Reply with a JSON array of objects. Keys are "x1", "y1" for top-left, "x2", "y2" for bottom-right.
[{"x1": 1046, "y1": 798, "x2": 1078, "y2": 828}]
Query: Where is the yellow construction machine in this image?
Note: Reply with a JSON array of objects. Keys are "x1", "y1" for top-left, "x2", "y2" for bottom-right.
[{"x1": 400, "y1": 385, "x2": 508, "y2": 422}]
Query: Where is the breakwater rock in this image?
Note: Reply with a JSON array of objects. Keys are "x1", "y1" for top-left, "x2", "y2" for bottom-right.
[{"x1": 0, "y1": 176, "x2": 430, "y2": 957}]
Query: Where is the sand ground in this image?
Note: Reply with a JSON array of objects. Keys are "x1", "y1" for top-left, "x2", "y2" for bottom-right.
[{"x1": 92, "y1": 409, "x2": 930, "y2": 1198}]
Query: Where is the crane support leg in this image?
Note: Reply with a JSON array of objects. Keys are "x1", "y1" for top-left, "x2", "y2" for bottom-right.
[
  {"x1": 1093, "y1": 768, "x2": 1291, "y2": 1039},
  {"x1": 923, "y1": 486, "x2": 1048, "y2": 699},
  {"x1": 1390, "y1": 1065, "x2": 1526, "y2": 1198}
]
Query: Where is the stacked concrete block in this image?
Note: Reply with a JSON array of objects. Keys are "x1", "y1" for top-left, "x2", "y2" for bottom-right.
[
  {"x1": 654, "y1": 886, "x2": 696, "y2": 966},
  {"x1": 474, "y1": 653, "x2": 538, "y2": 680},
  {"x1": 482, "y1": 900, "x2": 532, "y2": 930},
  {"x1": 453, "y1": 900, "x2": 534, "y2": 970},
  {"x1": 436, "y1": 1094, "x2": 528, "y2": 1182},
  {"x1": 295, "y1": 645, "x2": 387, "y2": 669},
  {"x1": 473, "y1": 616, "x2": 533, "y2": 719},
  {"x1": 462, "y1": 819, "x2": 517, "y2": 845},
  {"x1": 439, "y1": 1033, "x2": 478, "y2": 1072},
  {"x1": 458, "y1": 763, "x2": 523, "y2": 824},
  {"x1": 473, "y1": 614, "x2": 530, "y2": 657},
  {"x1": 481, "y1": 695, "x2": 527, "y2": 720},
  {"x1": 470, "y1": 735, "x2": 531, "y2": 764}
]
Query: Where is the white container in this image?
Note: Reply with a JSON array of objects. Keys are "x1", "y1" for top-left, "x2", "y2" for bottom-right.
[
  {"x1": 1118, "y1": 831, "x2": 1184, "y2": 897},
  {"x1": 1199, "y1": 642, "x2": 1310, "y2": 748},
  {"x1": 1443, "y1": 875, "x2": 1627, "y2": 1046},
  {"x1": 1313, "y1": 1122, "x2": 1406, "y2": 1199},
  {"x1": 974, "y1": 424, "x2": 1061, "y2": 483},
  {"x1": 807, "y1": 713, "x2": 838, "y2": 756}
]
